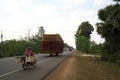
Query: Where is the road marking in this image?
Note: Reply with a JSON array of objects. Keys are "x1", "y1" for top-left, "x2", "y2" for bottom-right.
[
  {"x1": 0, "y1": 68, "x2": 22, "y2": 78},
  {"x1": 0, "y1": 58, "x2": 52, "y2": 78},
  {"x1": 37, "y1": 58, "x2": 52, "y2": 64}
]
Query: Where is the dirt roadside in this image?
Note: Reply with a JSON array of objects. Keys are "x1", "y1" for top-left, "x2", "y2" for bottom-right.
[{"x1": 45, "y1": 51, "x2": 120, "y2": 80}]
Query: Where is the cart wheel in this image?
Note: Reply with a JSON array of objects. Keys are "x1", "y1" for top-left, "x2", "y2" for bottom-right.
[
  {"x1": 34, "y1": 59, "x2": 36, "y2": 64},
  {"x1": 33, "y1": 64, "x2": 36, "y2": 67},
  {"x1": 22, "y1": 63, "x2": 28, "y2": 70}
]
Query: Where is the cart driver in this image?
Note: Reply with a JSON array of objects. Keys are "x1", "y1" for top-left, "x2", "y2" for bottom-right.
[
  {"x1": 24, "y1": 47, "x2": 36, "y2": 68},
  {"x1": 25, "y1": 47, "x2": 34, "y2": 56}
]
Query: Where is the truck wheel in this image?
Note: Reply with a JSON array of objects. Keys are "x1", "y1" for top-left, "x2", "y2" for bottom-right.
[
  {"x1": 56, "y1": 53, "x2": 59, "y2": 56},
  {"x1": 50, "y1": 54, "x2": 52, "y2": 56}
]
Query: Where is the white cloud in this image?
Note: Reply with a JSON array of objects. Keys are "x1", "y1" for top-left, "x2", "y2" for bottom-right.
[
  {"x1": 91, "y1": 27, "x2": 105, "y2": 44},
  {"x1": 29, "y1": 4, "x2": 56, "y2": 18},
  {"x1": 1, "y1": 0, "x2": 57, "y2": 25},
  {"x1": 58, "y1": 5, "x2": 72, "y2": 9},
  {"x1": 94, "y1": 0, "x2": 104, "y2": 5},
  {"x1": 20, "y1": 0, "x2": 32, "y2": 8},
  {"x1": 69, "y1": 9, "x2": 96, "y2": 25},
  {"x1": 94, "y1": 0, "x2": 112, "y2": 6},
  {"x1": 71, "y1": 9, "x2": 95, "y2": 17},
  {"x1": 60, "y1": 0, "x2": 87, "y2": 5},
  {"x1": 2, "y1": 0, "x2": 23, "y2": 17}
]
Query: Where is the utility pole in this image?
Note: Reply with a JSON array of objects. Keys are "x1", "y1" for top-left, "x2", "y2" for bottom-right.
[{"x1": 0, "y1": 30, "x2": 3, "y2": 56}]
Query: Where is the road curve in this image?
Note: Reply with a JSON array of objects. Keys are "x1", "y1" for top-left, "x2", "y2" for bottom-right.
[{"x1": 0, "y1": 51, "x2": 71, "y2": 80}]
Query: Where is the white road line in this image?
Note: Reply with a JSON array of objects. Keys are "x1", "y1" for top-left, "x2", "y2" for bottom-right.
[
  {"x1": 0, "y1": 68, "x2": 22, "y2": 78},
  {"x1": 0, "y1": 58, "x2": 52, "y2": 78},
  {"x1": 37, "y1": 58, "x2": 52, "y2": 64}
]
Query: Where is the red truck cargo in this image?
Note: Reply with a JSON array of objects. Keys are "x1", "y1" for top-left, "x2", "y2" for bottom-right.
[{"x1": 40, "y1": 34, "x2": 64, "y2": 56}]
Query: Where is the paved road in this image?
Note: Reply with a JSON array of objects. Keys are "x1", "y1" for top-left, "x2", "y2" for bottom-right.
[{"x1": 0, "y1": 51, "x2": 71, "y2": 80}]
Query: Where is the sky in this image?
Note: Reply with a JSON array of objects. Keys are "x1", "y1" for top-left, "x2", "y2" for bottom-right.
[{"x1": 0, "y1": 0, "x2": 113, "y2": 48}]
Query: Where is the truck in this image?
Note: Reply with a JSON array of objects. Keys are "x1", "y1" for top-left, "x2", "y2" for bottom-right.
[{"x1": 40, "y1": 34, "x2": 64, "y2": 56}]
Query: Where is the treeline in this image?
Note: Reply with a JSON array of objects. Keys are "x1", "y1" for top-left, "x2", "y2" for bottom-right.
[
  {"x1": 0, "y1": 26, "x2": 44, "y2": 58},
  {"x1": 64, "y1": 43, "x2": 74, "y2": 51},
  {"x1": 75, "y1": 0, "x2": 120, "y2": 64},
  {"x1": 0, "y1": 40, "x2": 35, "y2": 57},
  {"x1": 0, "y1": 26, "x2": 72, "y2": 58}
]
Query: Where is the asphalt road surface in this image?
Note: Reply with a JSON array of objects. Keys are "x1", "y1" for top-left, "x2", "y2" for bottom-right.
[{"x1": 0, "y1": 51, "x2": 71, "y2": 80}]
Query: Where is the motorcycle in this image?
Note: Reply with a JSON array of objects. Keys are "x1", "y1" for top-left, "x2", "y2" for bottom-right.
[{"x1": 15, "y1": 56, "x2": 36, "y2": 70}]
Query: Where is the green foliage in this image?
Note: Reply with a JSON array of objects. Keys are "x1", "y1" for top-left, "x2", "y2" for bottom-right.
[
  {"x1": 89, "y1": 42, "x2": 105, "y2": 54},
  {"x1": 75, "y1": 21, "x2": 94, "y2": 39},
  {"x1": 64, "y1": 43, "x2": 69, "y2": 48},
  {"x1": 101, "y1": 52, "x2": 120, "y2": 64},
  {"x1": 96, "y1": 1, "x2": 120, "y2": 64},
  {"x1": 76, "y1": 36, "x2": 90, "y2": 53},
  {"x1": 0, "y1": 26, "x2": 45, "y2": 58},
  {"x1": 113, "y1": 0, "x2": 120, "y2": 2},
  {"x1": 96, "y1": 3, "x2": 120, "y2": 53},
  {"x1": 1, "y1": 40, "x2": 33, "y2": 57},
  {"x1": 89, "y1": 41, "x2": 97, "y2": 54},
  {"x1": 75, "y1": 21, "x2": 94, "y2": 53},
  {"x1": 31, "y1": 26, "x2": 45, "y2": 41},
  {"x1": 30, "y1": 26, "x2": 45, "y2": 53},
  {"x1": 64, "y1": 43, "x2": 74, "y2": 51}
]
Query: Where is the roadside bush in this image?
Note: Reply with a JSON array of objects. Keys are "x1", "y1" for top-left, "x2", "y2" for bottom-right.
[
  {"x1": 115, "y1": 53, "x2": 120, "y2": 65},
  {"x1": 1, "y1": 40, "x2": 34, "y2": 57},
  {"x1": 101, "y1": 52, "x2": 120, "y2": 65}
]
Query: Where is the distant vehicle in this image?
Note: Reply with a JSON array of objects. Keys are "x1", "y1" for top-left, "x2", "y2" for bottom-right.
[{"x1": 40, "y1": 34, "x2": 64, "y2": 56}]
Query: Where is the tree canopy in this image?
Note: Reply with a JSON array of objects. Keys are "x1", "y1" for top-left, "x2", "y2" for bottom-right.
[
  {"x1": 113, "y1": 0, "x2": 120, "y2": 2},
  {"x1": 75, "y1": 21, "x2": 94, "y2": 40},
  {"x1": 96, "y1": 2, "x2": 120, "y2": 53},
  {"x1": 75, "y1": 21, "x2": 94, "y2": 52}
]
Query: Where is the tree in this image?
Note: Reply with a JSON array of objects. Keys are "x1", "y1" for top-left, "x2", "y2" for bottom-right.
[
  {"x1": 76, "y1": 36, "x2": 90, "y2": 53},
  {"x1": 96, "y1": 0, "x2": 120, "y2": 63},
  {"x1": 89, "y1": 41, "x2": 96, "y2": 54},
  {"x1": 30, "y1": 26, "x2": 45, "y2": 53},
  {"x1": 31, "y1": 26, "x2": 45, "y2": 41},
  {"x1": 75, "y1": 21, "x2": 94, "y2": 52},
  {"x1": 96, "y1": 2, "x2": 120, "y2": 53},
  {"x1": 64, "y1": 43, "x2": 74, "y2": 51},
  {"x1": 37, "y1": 26, "x2": 45, "y2": 38},
  {"x1": 75, "y1": 21, "x2": 94, "y2": 39},
  {"x1": 113, "y1": 0, "x2": 120, "y2": 2}
]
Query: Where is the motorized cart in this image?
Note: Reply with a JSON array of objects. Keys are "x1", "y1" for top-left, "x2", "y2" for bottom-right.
[{"x1": 15, "y1": 56, "x2": 36, "y2": 70}]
